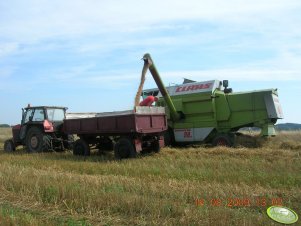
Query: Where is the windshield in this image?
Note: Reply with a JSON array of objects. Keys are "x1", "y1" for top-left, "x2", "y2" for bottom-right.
[{"x1": 47, "y1": 108, "x2": 65, "y2": 121}]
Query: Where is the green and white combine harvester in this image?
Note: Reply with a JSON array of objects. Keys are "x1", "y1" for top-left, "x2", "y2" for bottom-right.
[{"x1": 142, "y1": 53, "x2": 283, "y2": 146}]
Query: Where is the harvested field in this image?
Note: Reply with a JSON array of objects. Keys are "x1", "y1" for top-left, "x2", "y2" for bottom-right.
[{"x1": 0, "y1": 128, "x2": 300, "y2": 225}]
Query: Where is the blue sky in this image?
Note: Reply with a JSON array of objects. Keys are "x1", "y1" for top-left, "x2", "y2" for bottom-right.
[{"x1": 1, "y1": 0, "x2": 301, "y2": 124}]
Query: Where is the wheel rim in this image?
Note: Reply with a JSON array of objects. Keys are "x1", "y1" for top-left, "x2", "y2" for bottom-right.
[
  {"x1": 30, "y1": 136, "x2": 38, "y2": 149},
  {"x1": 217, "y1": 138, "x2": 227, "y2": 146}
]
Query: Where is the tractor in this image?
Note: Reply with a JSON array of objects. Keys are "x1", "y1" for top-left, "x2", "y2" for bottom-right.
[{"x1": 4, "y1": 105, "x2": 73, "y2": 152}]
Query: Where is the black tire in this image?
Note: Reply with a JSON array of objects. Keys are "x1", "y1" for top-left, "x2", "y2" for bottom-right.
[
  {"x1": 25, "y1": 127, "x2": 51, "y2": 152},
  {"x1": 4, "y1": 139, "x2": 15, "y2": 152},
  {"x1": 98, "y1": 137, "x2": 114, "y2": 152},
  {"x1": 43, "y1": 135, "x2": 52, "y2": 152},
  {"x1": 152, "y1": 139, "x2": 160, "y2": 153},
  {"x1": 114, "y1": 137, "x2": 136, "y2": 160},
  {"x1": 63, "y1": 135, "x2": 74, "y2": 150},
  {"x1": 164, "y1": 128, "x2": 175, "y2": 146},
  {"x1": 73, "y1": 139, "x2": 90, "y2": 156},
  {"x1": 212, "y1": 134, "x2": 234, "y2": 147}
]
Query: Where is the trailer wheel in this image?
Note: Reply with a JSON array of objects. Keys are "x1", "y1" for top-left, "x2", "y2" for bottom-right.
[
  {"x1": 25, "y1": 127, "x2": 51, "y2": 152},
  {"x1": 73, "y1": 139, "x2": 90, "y2": 156},
  {"x1": 98, "y1": 137, "x2": 114, "y2": 151},
  {"x1": 212, "y1": 134, "x2": 233, "y2": 147},
  {"x1": 114, "y1": 138, "x2": 136, "y2": 159},
  {"x1": 4, "y1": 139, "x2": 15, "y2": 152}
]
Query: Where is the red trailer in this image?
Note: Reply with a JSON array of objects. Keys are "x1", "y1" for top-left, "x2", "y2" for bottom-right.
[{"x1": 63, "y1": 106, "x2": 167, "y2": 159}]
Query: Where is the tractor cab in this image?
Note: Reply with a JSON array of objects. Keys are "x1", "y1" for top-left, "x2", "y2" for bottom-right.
[
  {"x1": 19, "y1": 106, "x2": 67, "y2": 140},
  {"x1": 5, "y1": 105, "x2": 70, "y2": 153},
  {"x1": 21, "y1": 106, "x2": 66, "y2": 129}
]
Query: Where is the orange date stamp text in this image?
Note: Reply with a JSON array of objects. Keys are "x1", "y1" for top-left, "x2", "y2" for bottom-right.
[{"x1": 195, "y1": 197, "x2": 283, "y2": 207}]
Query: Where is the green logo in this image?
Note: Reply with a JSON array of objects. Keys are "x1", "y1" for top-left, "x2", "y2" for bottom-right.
[{"x1": 267, "y1": 206, "x2": 298, "y2": 224}]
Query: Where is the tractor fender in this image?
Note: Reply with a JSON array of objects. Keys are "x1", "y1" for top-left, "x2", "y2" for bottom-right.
[{"x1": 12, "y1": 124, "x2": 22, "y2": 144}]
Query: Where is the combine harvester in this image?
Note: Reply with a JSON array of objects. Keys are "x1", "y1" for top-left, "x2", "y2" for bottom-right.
[{"x1": 141, "y1": 53, "x2": 284, "y2": 146}]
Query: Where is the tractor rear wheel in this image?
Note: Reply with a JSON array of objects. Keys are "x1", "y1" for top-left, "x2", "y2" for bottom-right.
[
  {"x1": 114, "y1": 137, "x2": 136, "y2": 160},
  {"x1": 212, "y1": 134, "x2": 234, "y2": 147},
  {"x1": 25, "y1": 127, "x2": 51, "y2": 152},
  {"x1": 4, "y1": 139, "x2": 15, "y2": 152},
  {"x1": 73, "y1": 139, "x2": 90, "y2": 156}
]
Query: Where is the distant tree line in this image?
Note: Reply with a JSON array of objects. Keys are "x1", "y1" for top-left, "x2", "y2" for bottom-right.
[
  {"x1": 240, "y1": 123, "x2": 301, "y2": 131},
  {"x1": 276, "y1": 123, "x2": 301, "y2": 130},
  {"x1": 0, "y1": 124, "x2": 10, "y2": 128}
]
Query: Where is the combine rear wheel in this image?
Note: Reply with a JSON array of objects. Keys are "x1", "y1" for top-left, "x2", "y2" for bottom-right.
[
  {"x1": 114, "y1": 137, "x2": 136, "y2": 160},
  {"x1": 4, "y1": 139, "x2": 15, "y2": 152},
  {"x1": 212, "y1": 134, "x2": 234, "y2": 147}
]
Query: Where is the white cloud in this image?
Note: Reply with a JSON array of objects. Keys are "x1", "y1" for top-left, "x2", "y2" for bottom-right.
[
  {"x1": 1, "y1": 0, "x2": 301, "y2": 125},
  {"x1": 1, "y1": 0, "x2": 300, "y2": 68},
  {"x1": 0, "y1": 42, "x2": 19, "y2": 58},
  {"x1": 0, "y1": 2, "x2": 300, "y2": 82},
  {"x1": 163, "y1": 69, "x2": 300, "y2": 82},
  {"x1": 1, "y1": 0, "x2": 300, "y2": 42},
  {"x1": 0, "y1": 66, "x2": 15, "y2": 79}
]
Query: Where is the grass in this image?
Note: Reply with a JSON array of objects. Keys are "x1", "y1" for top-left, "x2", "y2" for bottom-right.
[{"x1": 0, "y1": 128, "x2": 300, "y2": 225}]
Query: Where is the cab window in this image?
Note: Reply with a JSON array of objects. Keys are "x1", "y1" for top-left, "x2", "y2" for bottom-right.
[
  {"x1": 24, "y1": 109, "x2": 34, "y2": 123},
  {"x1": 32, "y1": 109, "x2": 45, "y2": 121},
  {"x1": 47, "y1": 109, "x2": 65, "y2": 121}
]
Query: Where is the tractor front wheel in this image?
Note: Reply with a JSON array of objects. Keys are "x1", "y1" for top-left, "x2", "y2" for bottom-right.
[
  {"x1": 25, "y1": 127, "x2": 51, "y2": 152},
  {"x1": 4, "y1": 139, "x2": 15, "y2": 152}
]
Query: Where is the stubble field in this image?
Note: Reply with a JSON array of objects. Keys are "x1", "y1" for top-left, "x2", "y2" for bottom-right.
[{"x1": 0, "y1": 128, "x2": 300, "y2": 225}]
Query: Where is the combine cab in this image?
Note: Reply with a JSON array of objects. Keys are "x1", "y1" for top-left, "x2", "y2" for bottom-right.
[
  {"x1": 141, "y1": 53, "x2": 284, "y2": 146},
  {"x1": 4, "y1": 106, "x2": 73, "y2": 152}
]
